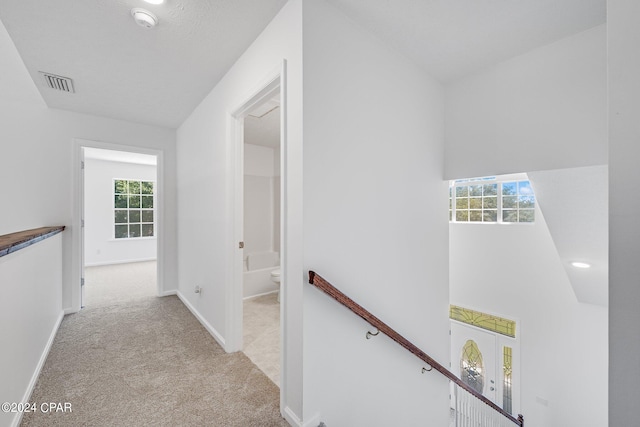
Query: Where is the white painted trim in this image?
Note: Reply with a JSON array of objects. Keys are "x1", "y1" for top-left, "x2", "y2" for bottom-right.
[
  {"x1": 84, "y1": 257, "x2": 157, "y2": 267},
  {"x1": 177, "y1": 291, "x2": 226, "y2": 349},
  {"x1": 243, "y1": 290, "x2": 279, "y2": 300},
  {"x1": 63, "y1": 307, "x2": 80, "y2": 315},
  {"x1": 160, "y1": 290, "x2": 177, "y2": 297},
  {"x1": 227, "y1": 61, "x2": 291, "y2": 417},
  {"x1": 10, "y1": 310, "x2": 64, "y2": 427},
  {"x1": 71, "y1": 139, "x2": 164, "y2": 313},
  {"x1": 282, "y1": 407, "x2": 320, "y2": 427}
]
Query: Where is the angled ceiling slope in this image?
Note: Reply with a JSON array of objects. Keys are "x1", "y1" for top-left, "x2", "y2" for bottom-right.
[
  {"x1": 326, "y1": 0, "x2": 606, "y2": 82},
  {"x1": 529, "y1": 166, "x2": 608, "y2": 306},
  {"x1": 0, "y1": 0, "x2": 287, "y2": 129}
]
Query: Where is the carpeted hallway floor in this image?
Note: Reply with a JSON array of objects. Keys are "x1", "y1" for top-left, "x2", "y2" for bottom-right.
[{"x1": 21, "y1": 262, "x2": 287, "y2": 427}]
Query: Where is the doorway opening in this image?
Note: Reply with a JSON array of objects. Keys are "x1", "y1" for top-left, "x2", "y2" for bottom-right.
[
  {"x1": 241, "y1": 91, "x2": 282, "y2": 385},
  {"x1": 74, "y1": 141, "x2": 163, "y2": 312}
]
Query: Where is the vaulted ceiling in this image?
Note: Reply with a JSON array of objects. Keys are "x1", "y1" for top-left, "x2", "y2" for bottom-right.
[{"x1": 0, "y1": 0, "x2": 606, "y2": 128}]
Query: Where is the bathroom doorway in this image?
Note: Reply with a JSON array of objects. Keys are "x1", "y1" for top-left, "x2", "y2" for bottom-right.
[{"x1": 241, "y1": 90, "x2": 282, "y2": 385}]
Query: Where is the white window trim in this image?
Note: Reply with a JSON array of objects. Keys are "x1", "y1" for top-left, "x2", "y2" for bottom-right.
[
  {"x1": 449, "y1": 173, "x2": 534, "y2": 224},
  {"x1": 113, "y1": 178, "x2": 157, "y2": 239}
]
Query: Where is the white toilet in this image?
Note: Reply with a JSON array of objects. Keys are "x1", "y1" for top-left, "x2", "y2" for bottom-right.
[{"x1": 270, "y1": 268, "x2": 281, "y2": 302}]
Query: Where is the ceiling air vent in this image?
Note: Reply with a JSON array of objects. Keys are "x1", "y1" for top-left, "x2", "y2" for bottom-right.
[{"x1": 39, "y1": 72, "x2": 75, "y2": 93}]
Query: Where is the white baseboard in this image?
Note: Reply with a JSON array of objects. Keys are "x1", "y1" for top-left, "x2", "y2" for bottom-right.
[
  {"x1": 176, "y1": 291, "x2": 226, "y2": 350},
  {"x1": 282, "y1": 407, "x2": 320, "y2": 427},
  {"x1": 243, "y1": 289, "x2": 279, "y2": 300},
  {"x1": 159, "y1": 290, "x2": 177, "y2": 297},
  {"x1": 63, "y1": 306, "x2": 79, "y2": 315},
  {"x1": 84, "y1": 257, "x2": 157, "y2": 267},
  {"x1": 11, "y1": 310, "x2": 64, "y2": 427}
]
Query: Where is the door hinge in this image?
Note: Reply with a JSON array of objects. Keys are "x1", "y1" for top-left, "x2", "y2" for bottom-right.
[
  {"x1": 81, "y1": 277, "x2": 85, "y2": 287},
  {"x1": 81, "y1": 219, "x2": 85, "y2": 228},
  {"x1": 238, "y1": 241, "x2": 244, "y2": 249},
  {"x1": 81, "y1": 160, "x2": 85, "y2": 169}
]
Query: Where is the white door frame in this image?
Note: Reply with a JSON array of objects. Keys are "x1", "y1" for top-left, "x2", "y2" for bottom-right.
[
  {"x1": 226, "y1": 61, "x2": 287, "y2": 409},
  {"x1": 71, "y1": 138, "x2": 164, "y2": 313}
]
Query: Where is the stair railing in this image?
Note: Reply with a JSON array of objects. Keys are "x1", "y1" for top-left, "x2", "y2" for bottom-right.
[{"x1": 308, "y1": 271, "x2": 524, "y2": 427}]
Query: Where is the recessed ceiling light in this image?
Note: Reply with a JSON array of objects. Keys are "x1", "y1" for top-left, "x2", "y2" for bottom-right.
[
  {"x1": 131, "y1": 8, "x2": 158, "y2": 29},
  {"x1": 571, "y1": 262, "x2": 591, "y2": 269},
  {"x1": 143, "y1": 0, "x2": 164, "y2": 4}
]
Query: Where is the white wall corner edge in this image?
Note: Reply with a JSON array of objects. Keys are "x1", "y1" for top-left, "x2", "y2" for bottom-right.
[
  {"x1": 10, "y1": 310, "x2": 64, "y2": 427},
  {"x1": 283, "y1": 407, "x2": 321, "y2": 427},
  {"x1": 176, "y1": 291, "x2": 226, "y2": 350}
]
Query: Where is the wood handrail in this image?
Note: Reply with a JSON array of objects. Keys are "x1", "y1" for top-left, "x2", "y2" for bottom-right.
[
  {"x1": 308, "y1": 270, "x2": 524, "y2": 427},
  {"x1": 0, "y1": 226, "x2": 66, "y2": 258}
]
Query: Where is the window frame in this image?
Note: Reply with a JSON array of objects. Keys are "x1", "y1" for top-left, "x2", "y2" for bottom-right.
[
  {"x1": 113, "y1": 178, "x2": 156, "y2": 240},
  {"x1": 449, "y1": 173, "x2": 535, "y2": 224}
]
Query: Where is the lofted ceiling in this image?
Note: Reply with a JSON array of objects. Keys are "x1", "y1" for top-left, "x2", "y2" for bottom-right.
[
  {"x1": 0, "y1": 0, "x2": 606, "y2": 128},
  {"x1": 326, "y1": 0, "x2": 606, "y2": 82},
  {"x1": 529, "y1": 166, "x2": 608, "y2": 307}
]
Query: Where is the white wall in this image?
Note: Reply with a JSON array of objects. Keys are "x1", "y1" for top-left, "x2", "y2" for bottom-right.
[
  {"x1": 302, "y1": 1, "x2": 449, "y2": 425},
  {"x1": 0, "y1": 18, "x2": 177, "y2": 313},
  {"x1": 450, "y1": 209, "x2": 607, "y2": 426},
  {"x1": 244, "y1": 143, "x2": 278, "y2": 256},
  {"x1": 176, "y1": 0, "x2": 303, "y2": 421},
  {"x1": 0, "y1": 234, "x2": 63, "y2": 427},
  {"x1": 445, "y1": 25, "x2": 607, "y2": 179},
  {"x1": 608, "y1": 1, "x2": 640, "y2": 424},
  {"x1": 84, "y1": 158, "x2": 157, "y2": 266}
]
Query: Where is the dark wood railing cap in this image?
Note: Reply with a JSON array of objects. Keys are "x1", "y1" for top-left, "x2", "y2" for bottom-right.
[
  {"x1": 0, "y1": 226, "x2": 66, "y2": 258},
  {"x1": 308, "y1": 270, "x2": 523, "y2": 426}
]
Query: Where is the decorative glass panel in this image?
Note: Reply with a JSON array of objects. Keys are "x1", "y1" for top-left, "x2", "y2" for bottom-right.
[
  {"x1": 503, "y1": 346, "x2": 513, "y2": 415},
  {"x1": 450, "y1": 305, "x2": 516, "y2": 338},
  {"x1": 460, "y1": 340, "x2": 484, "y2": 395}
]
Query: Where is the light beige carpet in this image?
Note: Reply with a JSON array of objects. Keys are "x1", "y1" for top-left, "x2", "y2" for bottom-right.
[{"x1": 21, "y1": 262, "x2": 287, "y2": 427}]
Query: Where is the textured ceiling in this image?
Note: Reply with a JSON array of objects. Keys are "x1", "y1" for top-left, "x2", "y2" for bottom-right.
[
  {"x1": 326, "y1": 0, "x2": 606, "y2": 82},
  {"x1": 0, "y1": 0, "x2": 606, "y2": 128},
  {"x1": 0, "y1": 0, "x2": 287, "y2": 128}
]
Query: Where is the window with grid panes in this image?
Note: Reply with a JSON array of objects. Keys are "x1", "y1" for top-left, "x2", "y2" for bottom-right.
[
  {"x1": 449, "y1": 176, "x2": 535, "y2": 224},
  {"x1": 114, "y1": 179, "x2": 155, "y2": 238}
]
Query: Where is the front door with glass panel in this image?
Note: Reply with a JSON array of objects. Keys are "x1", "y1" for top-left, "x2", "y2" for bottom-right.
[{"x1": 451, "y1": 321, "x2": 497, "y2": 403}]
